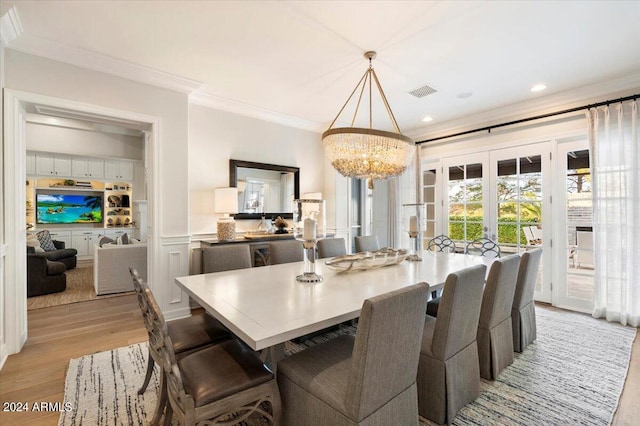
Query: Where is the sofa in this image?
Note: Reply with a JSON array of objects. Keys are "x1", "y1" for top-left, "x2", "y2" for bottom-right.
[
  {"x1": 27, "y1": 240, "x2": 78, "y2": 270},
  {"x1": 93, "y1": 243, "x2": 147, "y2": 295},
  {"x1": 27, "y1": 253, "x2": 67, "y2": 297}
]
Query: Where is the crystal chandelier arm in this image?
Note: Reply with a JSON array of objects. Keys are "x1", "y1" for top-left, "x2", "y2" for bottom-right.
[
  {"x1": 327, "y1": 68, "x2": 370, "y2": 130},
  {"x1": 370, "y1": 67, "x2": 403, "y2": 134}
]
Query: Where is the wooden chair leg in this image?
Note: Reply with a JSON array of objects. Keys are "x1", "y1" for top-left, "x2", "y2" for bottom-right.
[
  {"x1": 150, "y1": 371, "x2": 167, "y2": 426},
  {"x1": 138, "y1": 347, "x2": 155, "y2": 395}
]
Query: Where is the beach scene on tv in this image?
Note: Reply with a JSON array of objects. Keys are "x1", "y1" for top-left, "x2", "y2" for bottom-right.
[{"x1": 36, "y1": 193, "x2": 103, "y2": 224}]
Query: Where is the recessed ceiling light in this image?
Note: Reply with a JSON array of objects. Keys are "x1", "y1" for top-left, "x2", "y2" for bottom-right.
[
  {"x1": 457, "y1": 91, "x2": 473, "y2": 99},
  {"x1": 422, "y1": 116, "x2": 434, "y2": 123},
  {"x1": 531, "y1": 84, "x2": 547, "y2": 92}
]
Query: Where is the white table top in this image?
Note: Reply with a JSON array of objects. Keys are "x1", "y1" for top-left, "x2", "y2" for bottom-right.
[{"x1": 175, "y1": 252, "x2": 493, "y2": 351}]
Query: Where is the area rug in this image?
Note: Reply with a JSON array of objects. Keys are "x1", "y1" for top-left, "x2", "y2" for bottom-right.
[
  {"x1": 27, "y1": 265, "x2": 134, "y2": 310},
  {"x1": 59, "y1": 306, "x2": 636, "y2": 426}
]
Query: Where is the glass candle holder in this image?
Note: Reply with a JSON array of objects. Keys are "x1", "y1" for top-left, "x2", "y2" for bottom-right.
[
  {"x1": 293, "y1": 199, "x2": 326, "y2": 282},
  {"x1": 402, "y1": 203, "x2": 426, "y2": 261}
]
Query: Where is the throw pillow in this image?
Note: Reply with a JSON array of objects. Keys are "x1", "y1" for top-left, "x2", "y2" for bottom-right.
[
  {"x1": 36, "y1": 230, "x2": 57, "y2": 251},
  {"x1": 98, "y1": 236, "x2": 115, "y2": 247},
  {"x1": 116, "y1": 233, "x2": 129, "y2": 245}
]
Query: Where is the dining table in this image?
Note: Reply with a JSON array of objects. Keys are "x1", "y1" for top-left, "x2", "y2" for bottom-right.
[{"x1": 175, "y1": 251, "x2": 494, "y2": 371}]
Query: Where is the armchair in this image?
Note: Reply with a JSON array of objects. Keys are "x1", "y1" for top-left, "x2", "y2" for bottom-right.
[{"x1": 27, "y1": 253, "x2": 66, "y2": 297}]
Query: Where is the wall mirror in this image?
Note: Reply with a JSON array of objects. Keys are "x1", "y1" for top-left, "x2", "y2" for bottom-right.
[{"x1": 229, "y1": 159, "x2": 300, "y2": 219}]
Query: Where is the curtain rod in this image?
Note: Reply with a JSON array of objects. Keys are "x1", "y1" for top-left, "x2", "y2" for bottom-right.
[{"x1": 416, "y1": 93, "x2": 639, "y2": 145}]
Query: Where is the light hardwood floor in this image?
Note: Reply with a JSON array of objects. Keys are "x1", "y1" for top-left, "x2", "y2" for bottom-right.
[{"x1": 0, "y1": 296, "x2": 637, "y2": 425}]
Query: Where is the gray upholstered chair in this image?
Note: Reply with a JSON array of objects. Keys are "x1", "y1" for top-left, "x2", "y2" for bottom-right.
[
  {"x1": 129, "y1": 268, "x2": 231, "y2": 425},
  {"x1": 277, "y1": 282, "x2": 430, "y2": 426},
  {"x1": 269, "y1": 240, "x2": 303, "y2": 264},
  {"x1": 465, "y1": 238, "x2": 501, "y2": 258},
  {"x1": 202, "y1": 244, "x2": 252, "y2": 273},
  {"x1": 418, "y1": 264, "x2": 487, "y2": 424},
  {"x1": 317, "y1": 237, "x2": 347, "y2": 259},
  {"x1": 477, "y1": 255, "x2": 521, "y2": 380},
  {"x1": 427, "y1": 235, "x2": 457, "y2": 253},
  {"x1": 512, "y1": 248, "x2": 543, "y2": 352},
  {"x1": 354, "y1": 235, "x2": 380, "y2": 253}
]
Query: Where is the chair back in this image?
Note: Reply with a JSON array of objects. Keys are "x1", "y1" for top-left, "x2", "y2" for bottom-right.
[
  {"x1": 203, "y1": 245, "x2": 252, "y2": 273},
  {"x1": 317, "y1": 237, "x2": 347, "y2": 259},
  {"x1": 130, "y1": 267, "x2": 167, "y2": 365},
  {"x1": 427, "y1": 235, "x2": 457, "y2": 253},
  {"x1": 465, "y1": 238, "x2": 501, "y2": 258},
  {"x1": 344, "y1": 282, "x2": 429, "y2": 420},
  {"x1": 431, "y1": 264, "x2": 487, "y2": 360},
  {"x1": 269, "y1": 240, "x2": 303, "y2": 264},
  {"x1": 354, "y1": 235, "x2": 380, "y2": 253},
  {"x1": 479, "y1": 255, "x2": 521, "y2": 329},
  {"x1": 513, "y1": 249, "x2": 542, "y2": 310}
]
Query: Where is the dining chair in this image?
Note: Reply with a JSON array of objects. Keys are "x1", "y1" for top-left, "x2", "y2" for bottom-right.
[
  {"x1": 317, "y1": 237, "x2": 347, "y2": 259},
  {"x1": 465, "y1": 238, "x2": 501, "y2": 258},
  {"x1": 512, "y1": 248, "x2": 543, "y2": 352},
  {"x1": 202, "y1": 245, "x2": 252, "y2": 273},
  {"x1": 427, "y1": 235, "x2": 457, "y2": 253},
  {"x1": 354, "y1": 235, "x2": 380, "y2": 253},
  {"x1": 129, "y1": 267, "x2": 231, "y2": 425},
  {"x1": 477, "y1": 255, "x2": 521, "y2": 380},
  {"x1": 269, "y1": 240, "x2": 303, "y2": 264},
  {"x1": 277, "y1": 282, "x2": 430, "y2": 426},
  {"x1": 150, "y1": 289, "x2": 281, "y2": 425},
  {"x1": 418, "y1": 264, "x2": 486, "y2": 424}
]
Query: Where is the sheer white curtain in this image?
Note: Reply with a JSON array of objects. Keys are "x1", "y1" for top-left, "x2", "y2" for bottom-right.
[
  {"x1": 587, "y1": 100, "x2": 639, "y2": 327},
  {"x1": 394, "y1": 145, "x2": 420, "y2": 249}
]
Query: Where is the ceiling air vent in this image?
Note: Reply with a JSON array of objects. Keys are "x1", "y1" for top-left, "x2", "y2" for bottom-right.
[{"x1": 408, "y1": 84, "x2": 437, "y2": 99}]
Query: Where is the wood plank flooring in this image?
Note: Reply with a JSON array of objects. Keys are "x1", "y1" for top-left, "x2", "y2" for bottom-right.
[{"x1": 0, "y1": 297, "x2": 638, "y2": 425}]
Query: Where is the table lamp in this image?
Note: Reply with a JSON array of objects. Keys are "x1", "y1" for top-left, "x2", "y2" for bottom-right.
[{"x1": 215, "y1": 187, "x2": 238, "y2": 241}]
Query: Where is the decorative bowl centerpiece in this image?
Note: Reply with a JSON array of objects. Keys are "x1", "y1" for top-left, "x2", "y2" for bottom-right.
[{"x1": 325, "y1": 247, "x2": 408, "y2": 273}]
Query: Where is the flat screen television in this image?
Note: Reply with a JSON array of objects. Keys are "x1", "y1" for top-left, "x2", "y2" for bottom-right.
[{"x1": 36, "y1": 193, "x2": 103, "y2": 224}]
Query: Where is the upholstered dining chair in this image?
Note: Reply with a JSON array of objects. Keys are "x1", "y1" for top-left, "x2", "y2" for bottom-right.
[
  {"x1": 427, "y1": 235, "x2": 458, "y2": 253},
  {"x1": 317, "y1": 237, "x2": 347, "y2": 259},
  {"x1": 129, "y1": 268, "x2": 231, "y2": 425},
  {"x1": 148, "y1": 286, "x2": 281, "y2": 425},
  {"x1": 354, "y1": 235, "x2": 380, "y2": 253},
  {"x1": 269, "y1": 240, "x2": 303, "y2": 264},
  {"x1": 476, "y1": 255, "x2": 521, "y2": 380},
  {"x1": 202, "y1": 245, "x2": 252, "y2": 273},
  {"x1": 418, "y1": 264, "x2": 487, "y2": 425},
  {"x1": 277, "y1": 282, "x2": 430, "y2": 426},
  {"x1": 512, "y1": 248, "x2": 543, "y2": 352},
  {"x1": 465, "y1": 238, "x2": 501, "y2": 258}
]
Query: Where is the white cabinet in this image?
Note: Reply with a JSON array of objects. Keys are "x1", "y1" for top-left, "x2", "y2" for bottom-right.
[
  {"x1": 26, "y1": 152, "x2": 36, "y2": 175},
  {"x1": 72, "y1": 158, "x2": 104, "y2": 179},
  {"x1": 71, "y1": 231, "x2": 101, "y2": 257},
  {"x1": 35, "y1": 154, "x2": 72, "y2": 177},
  {"x1": 105, "y1": 160, "x2": 134, "y2": 181},
  {"x1": 48, "y1": 231, "x2": 72, "y2": 248}
]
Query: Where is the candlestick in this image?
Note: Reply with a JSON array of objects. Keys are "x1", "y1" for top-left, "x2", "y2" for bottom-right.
[{"x1": 294, "y1": 199, "x2": 326, "y2": 283}]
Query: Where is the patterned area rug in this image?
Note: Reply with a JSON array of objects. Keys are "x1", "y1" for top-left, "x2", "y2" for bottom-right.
[
  {"x1": 27, "y1": 265, "x2": 133, "y2": 310},
  {"x1": 59, "y1": 306, "x2": 636, "y2": 426}
]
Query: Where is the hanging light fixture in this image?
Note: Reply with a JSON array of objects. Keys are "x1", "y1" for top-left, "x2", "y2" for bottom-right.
[{"x1": 323, "y1": 51, "x2": 414, "y2": 189}]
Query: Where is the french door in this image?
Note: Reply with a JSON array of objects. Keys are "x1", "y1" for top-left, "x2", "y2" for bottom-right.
[
  {"x1": 553, "y1": 140, "x2": 594, "y2": 312},
  {"x1": 442, "y1": 142, "x2": 552, "y2": 303}
]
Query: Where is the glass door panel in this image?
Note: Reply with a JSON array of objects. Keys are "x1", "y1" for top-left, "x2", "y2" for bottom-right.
[
  {"x1": 489, "y1": 144, "x2": 551, "y2": 303},
  {"x1": 554, "y1": 142, "x2": 594, "y2": 312}
]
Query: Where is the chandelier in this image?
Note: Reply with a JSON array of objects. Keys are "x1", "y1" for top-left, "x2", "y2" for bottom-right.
[{"x1": 322, "y1": 51, "x2": 414, "y2": 188}]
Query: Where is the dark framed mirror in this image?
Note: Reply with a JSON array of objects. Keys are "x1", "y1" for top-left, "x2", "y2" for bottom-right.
[{"x1": 229, "y1": 159, "x2": 300, "y2": 219}]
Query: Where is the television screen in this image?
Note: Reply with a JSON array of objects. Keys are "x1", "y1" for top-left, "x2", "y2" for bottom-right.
[{"x1": 36, "y1": 193, "x2": 103, "y2": 224}]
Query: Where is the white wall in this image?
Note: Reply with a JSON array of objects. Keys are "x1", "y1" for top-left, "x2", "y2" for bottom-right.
[
  {"x1": 188, "y1": 104, "x2": 324, "y2": 236},
  {"x1": 26, "y1": 122, "x2": 144, "y2": 160},
  {"x1": 4, "y1": 49, "x2": 192, "y2": 342}
]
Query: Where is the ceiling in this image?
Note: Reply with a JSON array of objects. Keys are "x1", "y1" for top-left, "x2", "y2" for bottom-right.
[{"x1": 3, "y1": 1, "x2": 640, "y2": 139}]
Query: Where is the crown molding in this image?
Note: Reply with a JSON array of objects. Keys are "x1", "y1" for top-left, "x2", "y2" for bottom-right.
[
  {"x1": 408, "y1": 72, "x2": 640, "y2": 141},
  {"x1": 189, "y1": 90, "x2": 326, "y2": 134},
  {"x1": 0, "y1": 7, "x2": 22, "y2": 47},
  {"x1": 5, "y1": 30, "x2": 202, "y2": 94}
]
